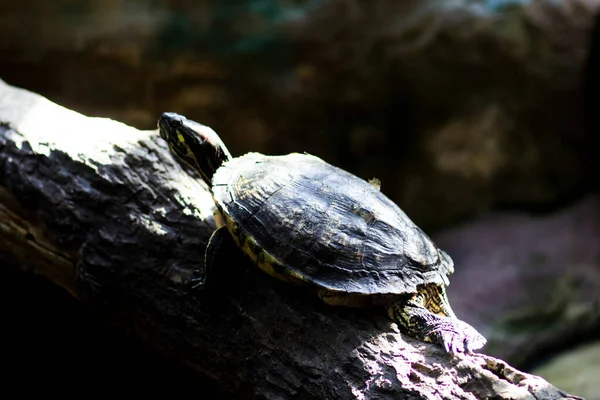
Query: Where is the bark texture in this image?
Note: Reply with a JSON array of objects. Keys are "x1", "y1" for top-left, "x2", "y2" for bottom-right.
[{"x1": 0, "y1": 80, "x2": 581, "y2": 400}]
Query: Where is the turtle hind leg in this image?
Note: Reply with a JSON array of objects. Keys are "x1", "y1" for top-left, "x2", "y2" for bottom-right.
[
  {"x1": 420, "y1": 283, "x2": 457, "y2": 319},
  {"x1": 387, "y1": 289, "x2": 486, "y2": 354}
]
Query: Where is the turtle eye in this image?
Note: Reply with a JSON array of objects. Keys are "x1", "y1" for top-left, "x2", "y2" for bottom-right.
[{"x1": 169, "y1": 118, "x2": 183, "y2": 129}]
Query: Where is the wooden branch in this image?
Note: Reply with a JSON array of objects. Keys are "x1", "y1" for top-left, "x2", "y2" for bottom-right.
[{"x1": 0, "y1": 79, "x2": 580, "y2": 400}]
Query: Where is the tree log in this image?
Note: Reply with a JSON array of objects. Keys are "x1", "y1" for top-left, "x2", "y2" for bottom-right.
[{"x1": 0, "y1": 79, "x2": 581, "y2": 400}]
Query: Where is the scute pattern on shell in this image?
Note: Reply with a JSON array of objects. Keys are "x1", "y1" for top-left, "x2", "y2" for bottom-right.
[{"x1": 212, "y1": 152, "x2": 453, "y2": 295}]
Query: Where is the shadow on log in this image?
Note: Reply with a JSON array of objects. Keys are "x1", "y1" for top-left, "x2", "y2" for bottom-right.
[{"x1": 0, "y1": 80, "x2": 581, "y2": 400}]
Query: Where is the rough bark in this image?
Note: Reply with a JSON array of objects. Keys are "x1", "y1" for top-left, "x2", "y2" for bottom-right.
[
  {"x1": 0, "y1": 80, "x2": 581, "y2": 400},
  {"x1": 1, "y1": 0, "x2": 599, "y2": 229}
]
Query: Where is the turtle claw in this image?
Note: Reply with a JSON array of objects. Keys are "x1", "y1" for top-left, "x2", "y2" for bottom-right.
[
  {"x1": 443, "y1": 340, "x2": 451, "y2": 354},
  {"x1": 429, "y1": 318, "x2": 487, "y2": 355}
]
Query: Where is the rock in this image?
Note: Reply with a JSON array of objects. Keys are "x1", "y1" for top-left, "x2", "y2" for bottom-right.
[
  {"x1": 435, "y1": 195, "x2": 600, "y2": 369},
  {"x1": 0, "y1": 78, "x2": 583, "y2": 400},
  {"x1": 532, "y1": 341, "x2": 600, "y2": 400},
  {"x1": 0, "y1": 0, "x2": 598, "y2": 228}
]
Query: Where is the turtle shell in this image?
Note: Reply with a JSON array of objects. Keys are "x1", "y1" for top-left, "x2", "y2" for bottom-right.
[{"x1": 211, "y1": 152, "x2": 453, "y2": 295}]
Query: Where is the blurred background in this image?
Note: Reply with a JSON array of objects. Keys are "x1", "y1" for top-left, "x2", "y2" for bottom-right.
[{"x1": 1, "y1": 0, "x2": 598, "y2": 398}]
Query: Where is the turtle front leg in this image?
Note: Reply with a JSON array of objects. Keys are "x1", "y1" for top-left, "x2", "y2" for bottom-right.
[
  {"x1": 197, "y1": 208, "x2": 230, "y2": 287},
  {"x1": 203, "y1": 226, "x2": 231, "y2": 280},
  {"x1": 387, "y1": 290, "x2": 486, "y2": 354}
]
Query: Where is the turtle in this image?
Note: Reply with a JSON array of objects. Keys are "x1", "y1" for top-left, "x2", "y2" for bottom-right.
[{"x1": 158, "y1": 112, "x2": 486, "y2": 354}]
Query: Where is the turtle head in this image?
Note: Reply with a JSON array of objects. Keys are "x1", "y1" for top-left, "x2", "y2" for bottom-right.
[{"x1": 158, "y1": 112, "x2": 232, "y2": 186}]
